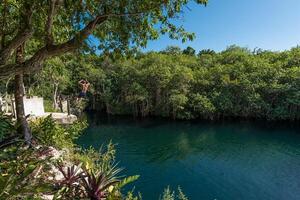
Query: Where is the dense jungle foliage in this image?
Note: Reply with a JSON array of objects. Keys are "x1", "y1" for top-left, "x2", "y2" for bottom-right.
[{"x1": 23, "y1": 45, "x2": 300, "y2": 121}]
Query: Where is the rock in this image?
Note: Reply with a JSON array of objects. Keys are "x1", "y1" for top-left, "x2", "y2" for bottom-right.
[{"x1": 41, "y1": 194, "x2": 54, "y2": 200}]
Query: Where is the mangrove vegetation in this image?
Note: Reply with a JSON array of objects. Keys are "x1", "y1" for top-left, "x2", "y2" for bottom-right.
[{"x1": 29, "y1": 45, "x2": 300, "y2": 121}]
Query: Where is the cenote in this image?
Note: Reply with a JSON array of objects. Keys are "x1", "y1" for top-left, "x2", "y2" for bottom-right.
[{"x1": 77, "y1": 114, "x2": 300, "y2": 200}]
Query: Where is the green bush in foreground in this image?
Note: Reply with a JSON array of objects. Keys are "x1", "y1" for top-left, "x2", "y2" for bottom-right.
[
  {"x1": 0, "y1": 146, "x2": 53, "y2": 199},
  {"x1": 30, "y1": 115, "x2": 87, "y2": 149}
]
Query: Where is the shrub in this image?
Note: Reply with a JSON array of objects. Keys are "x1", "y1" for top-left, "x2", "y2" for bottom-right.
[
  {"x1": 0, "y1": 147, "x2": 53, "y2": 199},
  {"x1": 30, "y1": 115, "x2": 87, "y2": 149},
  {"x1": 81, "y1": 165, "x2": 122, "y2": 200},
  {"x1": 0, "y1": 112, "x2": 15, "y2": 141},
  {"x1": 159, "y1": 186, "x2": 189, "y2": 200},
  {"x1": 44, "y1": 99, "x2": 57, "y2": 112},
  {"x1": 124, "y1": 190, "x2": 143, "y2": 200},
  {"x1": 71, "y1": 142, "x2": 116, "y2": 172}
]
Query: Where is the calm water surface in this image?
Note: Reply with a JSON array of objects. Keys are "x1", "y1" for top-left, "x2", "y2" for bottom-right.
[{"x1": 77, "y1": 114, "x2": 300, "y2": 200}]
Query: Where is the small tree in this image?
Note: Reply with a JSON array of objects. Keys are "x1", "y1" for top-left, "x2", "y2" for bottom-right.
[
  {"x1": 183, "y1": 46, "x2": 196, "y2": 56},
  {"x1": 162, "y1": 46, "x2": 182, "y2": 55},
  {"x1": 38, "y1": 57, "x2": 70, "y2": 110}
]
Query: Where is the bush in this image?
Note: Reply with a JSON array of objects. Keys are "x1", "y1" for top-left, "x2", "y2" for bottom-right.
[
  {"x1": 0, "y1": 146, "x2": 53, "y2": 199},
  {"x1": 0, "y1": 112, "x2": 15, "y2": 141},
  {"x1": 159, "y1": 186, "x2": 189, "y2": 200},
  {"x1": 30, "y1": 115, "x2": 87, "y2": 149},
  {"x1": 71, "y1": 142, "x2": 116, "y2": 171},
  {"x1": 0, "y1": 134, "x2": 139, "y2": 200},
  {"x1": 44, "y1": 99, "x2": 57, "y2": 112}
]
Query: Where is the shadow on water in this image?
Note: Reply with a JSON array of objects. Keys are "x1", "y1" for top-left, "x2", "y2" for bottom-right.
[{"x1": 77, "y1": 113, "x2": 300, "y2": 200}]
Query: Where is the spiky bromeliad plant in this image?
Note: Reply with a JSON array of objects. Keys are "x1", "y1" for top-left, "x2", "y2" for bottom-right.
[
  {"x1": 58, "y1": 164, "x2": 83, "y2": 187},
  {"x1": 55, "y1": 163, "x2": 139, "y2": 200},
  {"x1": 81, "y1": 164, "x2": 122, "y2": 200},
  {"x1": 56, "y1": 163, "x2": 85, "y2": 198}
]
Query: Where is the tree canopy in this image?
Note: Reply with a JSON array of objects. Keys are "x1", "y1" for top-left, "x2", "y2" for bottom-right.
[{"x1": 0, "y1": 0, "x2": 208, "y2": 78}]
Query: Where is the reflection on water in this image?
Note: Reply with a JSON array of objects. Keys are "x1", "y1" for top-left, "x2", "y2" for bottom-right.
[{"x1": 77, "y1": 115, "x2": 300, "y2": 200}]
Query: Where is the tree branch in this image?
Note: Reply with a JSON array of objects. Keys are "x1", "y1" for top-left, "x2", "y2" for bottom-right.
[
  {"x1": 0, "y1": 3, "x2": 34, "y2": 65},
  {"x1": 0, "y1": 10, "x2": 150, "y2": 79},
  {"x1": 0, "y1": 15, "x2": 108, "y2": 79},
  {"x1": 45, "y1": 0, "x2": 58, "y2": 45}
]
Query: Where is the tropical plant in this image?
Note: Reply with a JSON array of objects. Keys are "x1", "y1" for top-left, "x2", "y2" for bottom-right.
[
  {"x1": 160, "y1": 186, "x2": 175, "y2": 200},
  {"x1": 177, "y1": 187, "x2": 189, "y2": 200},
  {"x1": 55, "y1": 163, "x2": 85, "y2": 199},
  {"x1": 159, "y1": 186, "x2": 189, "y2": 200},
  {"x1": 123, "y1": 190, "x2": 143, "y2": 200},
  {"x1": 58, "y1": 163, "x2": 84, "y2": 188},
  {"x1": 81, "y1": 165, "x2": 122, "y2": 200},
  {"x1": 30, "y1": 115, "x2": 87, "y2": 149},
  {"x1": 0, "y1": 147, "x2": 52, "y2": 199}
]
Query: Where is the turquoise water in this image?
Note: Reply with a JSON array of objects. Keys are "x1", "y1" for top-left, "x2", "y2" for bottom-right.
[{"x1": 77, "y1": 115, "x2": 300, "y2": 200}]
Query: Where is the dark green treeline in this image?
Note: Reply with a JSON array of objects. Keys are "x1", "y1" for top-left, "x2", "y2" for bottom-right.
[{"x1": 30, "y1": 45, "x2": 300, "y2": 120}]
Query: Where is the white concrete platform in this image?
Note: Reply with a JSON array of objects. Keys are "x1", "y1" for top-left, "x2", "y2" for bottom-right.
[
  {"x1": 22, "y1": 96, "x2": 77, "y2": 125},
  {"x1": 27, "y1": 112, "x2": 77, "y2": 125},
  {"x1": 44, "y1": 112, "x2": 77, "y2": 125}
]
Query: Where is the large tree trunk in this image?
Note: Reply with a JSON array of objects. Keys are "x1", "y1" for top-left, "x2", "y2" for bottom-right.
[{"x1": 15, "y1": 44, "x2": 32, "y2": 145}]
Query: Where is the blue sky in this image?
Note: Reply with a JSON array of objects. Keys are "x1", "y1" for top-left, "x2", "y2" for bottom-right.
[{"x1": 145, "y1": 0, "x2": 300, "y2": 52}]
